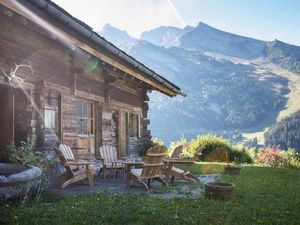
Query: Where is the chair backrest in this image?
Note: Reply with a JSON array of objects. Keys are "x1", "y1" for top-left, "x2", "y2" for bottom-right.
[
  {"x1": 141, "y1": 145, "x2": 167, "y2": 179},
  {"x1": 171, "y1": 144, "x2": 200, "y2": 161},
  {"x1": 171, "y1": 145, "x2": 184, "y2": 158},
  {"x1": 55, "y1": 144, "x2": 76, "y2": 176},
  {"x1": 99, "y1": 145, "x2": 118, "y2": 165},
  {"x1": 59, "y1": 144, "x2": 75, "y2": 160}
]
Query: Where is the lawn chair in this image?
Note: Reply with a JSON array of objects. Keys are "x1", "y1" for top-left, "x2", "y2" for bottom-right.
[
  {"x1": 99, "y1": 145, "x2": 125, "y2": 179},
  {"x1": 164, "y1": 145, "x2": 200, "y2": 184},
  {"x1": 55, "y1": 144, "x2": 94, "y2": 189},
  {"x1": 125, "y1": 145, "x2": 168, "y2": 190}
]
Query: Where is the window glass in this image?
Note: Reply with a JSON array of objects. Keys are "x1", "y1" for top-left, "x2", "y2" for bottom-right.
[
  {"x1": 76, "y1": 100, "x2": 94, "y2": 135},
  {"x1": 44, "y1": 106, "x2": 56, "y2": 129}
]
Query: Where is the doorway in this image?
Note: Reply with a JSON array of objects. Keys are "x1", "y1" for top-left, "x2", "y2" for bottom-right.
[{"x1": 76, "y1": 99, "x2": 95, "y2": 157}]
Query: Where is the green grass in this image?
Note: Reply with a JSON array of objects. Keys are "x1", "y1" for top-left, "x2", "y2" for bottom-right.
[{"x1": 1, "y1": 163, "x2": 299, "y2": 225}]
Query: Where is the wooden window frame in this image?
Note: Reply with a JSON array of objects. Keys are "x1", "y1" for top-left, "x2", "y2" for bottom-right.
[
  {"x1": 76, "y1": 99, "x2": 95, "y2": 137},
  {"x1": 128, "y1": 113, "x2": 141, "y2": 138},
  {"x1": 44, "y1": 105, "x2": 56, "y2": 129}
]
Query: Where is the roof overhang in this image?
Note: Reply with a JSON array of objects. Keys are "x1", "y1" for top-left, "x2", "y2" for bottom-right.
[{"x1": 0, "y1": 0, "x2": 186, "y2": 97}]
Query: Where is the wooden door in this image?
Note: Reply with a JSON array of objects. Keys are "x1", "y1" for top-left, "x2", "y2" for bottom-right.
[
  {"x1": 0, "y1": 88, "x2": 14, "y2": 151},
  {"x1": 76, "y1": 99, "x2": 95, "y2": 157},
  {"x1": 118, "y1": 110, "x2": 128, "y2": 157}
]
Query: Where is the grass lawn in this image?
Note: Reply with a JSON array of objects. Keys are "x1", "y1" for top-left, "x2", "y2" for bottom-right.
[{"x1": 1, "y1": 163, "x2": 299, "y2": 225}]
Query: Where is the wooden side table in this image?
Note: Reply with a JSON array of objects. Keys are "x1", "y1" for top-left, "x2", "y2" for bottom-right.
[{"x1": 122, "y1": 161, "x2": 144, "y2": 187}]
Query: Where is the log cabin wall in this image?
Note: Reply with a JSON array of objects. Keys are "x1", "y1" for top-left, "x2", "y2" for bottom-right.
[
  {"x1": 0, "y1": 5, "x2": 152, "y2": 158},
  {"x1": 14, "y1": 89, "x2": 33, "y2": 146}
]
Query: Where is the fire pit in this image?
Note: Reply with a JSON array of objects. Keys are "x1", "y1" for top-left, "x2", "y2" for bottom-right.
[
  {"x1": 0, "y1": 163, "x2": 42, "y2": 202},
  {"x1": 205, "y1": 182, "x2": 235, "y2": 200}
]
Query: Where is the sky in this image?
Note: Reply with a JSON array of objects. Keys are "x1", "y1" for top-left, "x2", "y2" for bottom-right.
[{"x1": 53, "y1": 0, "x2": 300, "y2": 46}]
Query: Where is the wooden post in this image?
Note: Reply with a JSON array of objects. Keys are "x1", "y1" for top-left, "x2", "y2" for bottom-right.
[
  {"x1": 34, "y1": 79, "x2": 45, "y2": 149},
  {"x1": 59, "y1": 92, "x2": 63, "y2": 144}
]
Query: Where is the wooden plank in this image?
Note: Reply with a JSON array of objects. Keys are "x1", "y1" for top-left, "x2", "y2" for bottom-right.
[
  {"x1": 0, "y1": 0, "x2": 177, "y2": 97},
  {"x1": 118, "y1": 110, "x2": 128, "y2": 157},
  {"x1": 0, "y1": 87, "x2": 15, "y2": 150}
]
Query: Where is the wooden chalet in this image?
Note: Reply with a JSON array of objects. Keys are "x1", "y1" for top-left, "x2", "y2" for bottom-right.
[{"x1": 0, "y1": 0, "x2": 184, "y2": 160}]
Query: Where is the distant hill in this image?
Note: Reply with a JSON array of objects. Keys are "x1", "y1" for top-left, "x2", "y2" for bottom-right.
[
  {"x1": 265, "y1": 39, "x2": 300, "y2": 74},
  {"x1": 100, "y1": 23, "x2": 300, "y2": 144},
  {"x1": 265, "y1": 110, "x2": 300, "y2": 152}
]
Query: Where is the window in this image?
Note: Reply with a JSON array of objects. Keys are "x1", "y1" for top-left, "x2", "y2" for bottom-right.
[
  {"x1": 44, "y1": 106, "x2": 56, "y2": 129},
  {"x1": 76, "y1": 100, "x2": 94, "y2": 135},
  {"x1": 128, "y1": 113, "x2": 141, "y2": 138}
]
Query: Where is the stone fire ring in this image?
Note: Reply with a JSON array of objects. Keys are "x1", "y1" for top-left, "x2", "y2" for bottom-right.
[{"x1": 0, "y1": 163, "x2": 42, "y2": 202}]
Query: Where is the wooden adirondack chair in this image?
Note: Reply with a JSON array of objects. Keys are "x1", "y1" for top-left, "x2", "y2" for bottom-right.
[
  {"x1": 164, "y1": 145, "x2": 200, "y2": 184},
  {"x1": 125, "y1": 145, "x2": 168, "y2": 190},
  {"x1": 55, "y1": 144, "x2": 94, "y2": 189},
  {"x1": 99, "y1": 145, "x2": 125, "y2": 179}
]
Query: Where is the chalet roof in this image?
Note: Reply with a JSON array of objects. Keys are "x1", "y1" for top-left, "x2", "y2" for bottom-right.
[{"x1": 3, "y1": 0, "x2": 185, "y2": 97}]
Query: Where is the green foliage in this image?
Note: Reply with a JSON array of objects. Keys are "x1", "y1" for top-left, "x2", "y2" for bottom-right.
[
  {"x1": 169, "y1": 134, "x2": 299, "y2": 168},
  {"x1": 188, "y1": 135, "x2": 233, "y2": 162},
  {"x1": 1, "y1": 164, "x2": 300, "y2": 225},
  {"x1": 265, "y1": 110, "x2": 300, "y2": 153},
  {"x1": 167, "y1": 138, "x2": 188, "y2": 158},
  {"x1": 151, "y1": 137, "x2": 164, "y2": 146},
  {"x1": 279, "y1": 148, "x2": 300, "y2": 168},
  {"x1": 141, "y1": 138, "x2": 165, "y2": 156},
  {"x1": 2, "y1": 138, "x2": 53, "y2": 189},
  {"x1": 231, "y1": 145, "x2": 253, "y2": 164}
]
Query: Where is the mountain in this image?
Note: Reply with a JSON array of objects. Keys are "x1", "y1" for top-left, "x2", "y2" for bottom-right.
[
  {"x1": 265, "y1": 39, "x2": 300, "y2": 74},
  {"x1": 98, "y1": 23, "x2": 137, "y2": 51},
  {"x1": 180, "y1": 22, "x2": 266, "y2": 59},
  {"x1": 99, "y1": 23, "x2": 300, "y2": 145},
  {"x1": 141, "y1": 25, "x2": 193, "y2": 48},
  {"x1": 265, "y1": 110, "x2": 300, "y2": 152}
]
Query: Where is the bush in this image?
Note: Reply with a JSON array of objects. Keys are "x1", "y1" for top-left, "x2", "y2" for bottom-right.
[
  {"x1": 257, "y1": 146, "x2": 300, "y2": 168},
  {"x1": 167, "y1": 138, "x2": 188, "y2": 158},
  {"x1": 259, "y1": 147, "x2": 286, "y2": 167},
  {"x1": 3, "y1": 138, "x2": 52, "y2": 189},
  {"x1": 188, "y1": 135, "x2": 233, "y2": 162},
  {"x1": 232, "y1": 145, "x2": 253, "y2": 164},
  {"x1": 141, "y1": 138, "x2": 165, "y2": 156},
  {"x1": 280, "y1": 148, "x2": 300, "y2": 168}
]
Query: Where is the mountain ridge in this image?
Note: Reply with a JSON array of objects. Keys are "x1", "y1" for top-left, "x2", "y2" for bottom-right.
[{"x1": 99, "y1": 23, "x2": 300, "y2": 144}]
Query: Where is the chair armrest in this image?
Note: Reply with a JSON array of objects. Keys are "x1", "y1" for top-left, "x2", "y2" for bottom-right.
[
  {"x1": 65, "y1": 160, "x2": 92, "y2": 166},
  {"x1": 76, "y1": 156, "x2": 93, "y2": 161},
  {"x1": 164, "y1": 159, "x2": 195, "y2": 164},
  {"x1": 123, "y1": 162, "x2": 144, "y2": 166}
]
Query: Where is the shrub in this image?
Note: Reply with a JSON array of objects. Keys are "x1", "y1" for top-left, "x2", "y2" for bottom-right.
[
  {"x1": 232, "y1": 145, "x2": 253, "y2": 164},
  {"x1": 167, "y1": 138, "x2": 188, "y2": 158},
  {"x1": 3, "y1": 138, "x2": 52, "y2": 189},
  {"x1": 259, "y1": 147, "x2": 286, "y2": 167},
  {"x1": 141, "y1": 138, "x2": 165, "y2": 156},
  {"x1": 280, "y1": 148, "x2": 300, "y2": 168},
  {"x1": 188, "y1": 135, "x2": 233, "y2": 162}
]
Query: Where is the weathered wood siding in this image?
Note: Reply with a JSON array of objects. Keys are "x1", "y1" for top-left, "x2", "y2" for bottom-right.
[{"x1": 0, "y1": 5, "x2": 152, "y2": 158}]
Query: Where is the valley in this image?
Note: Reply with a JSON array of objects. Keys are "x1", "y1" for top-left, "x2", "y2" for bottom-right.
[{"x1": 99, "y1": 23, "x2": 300, "y2": 146}]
